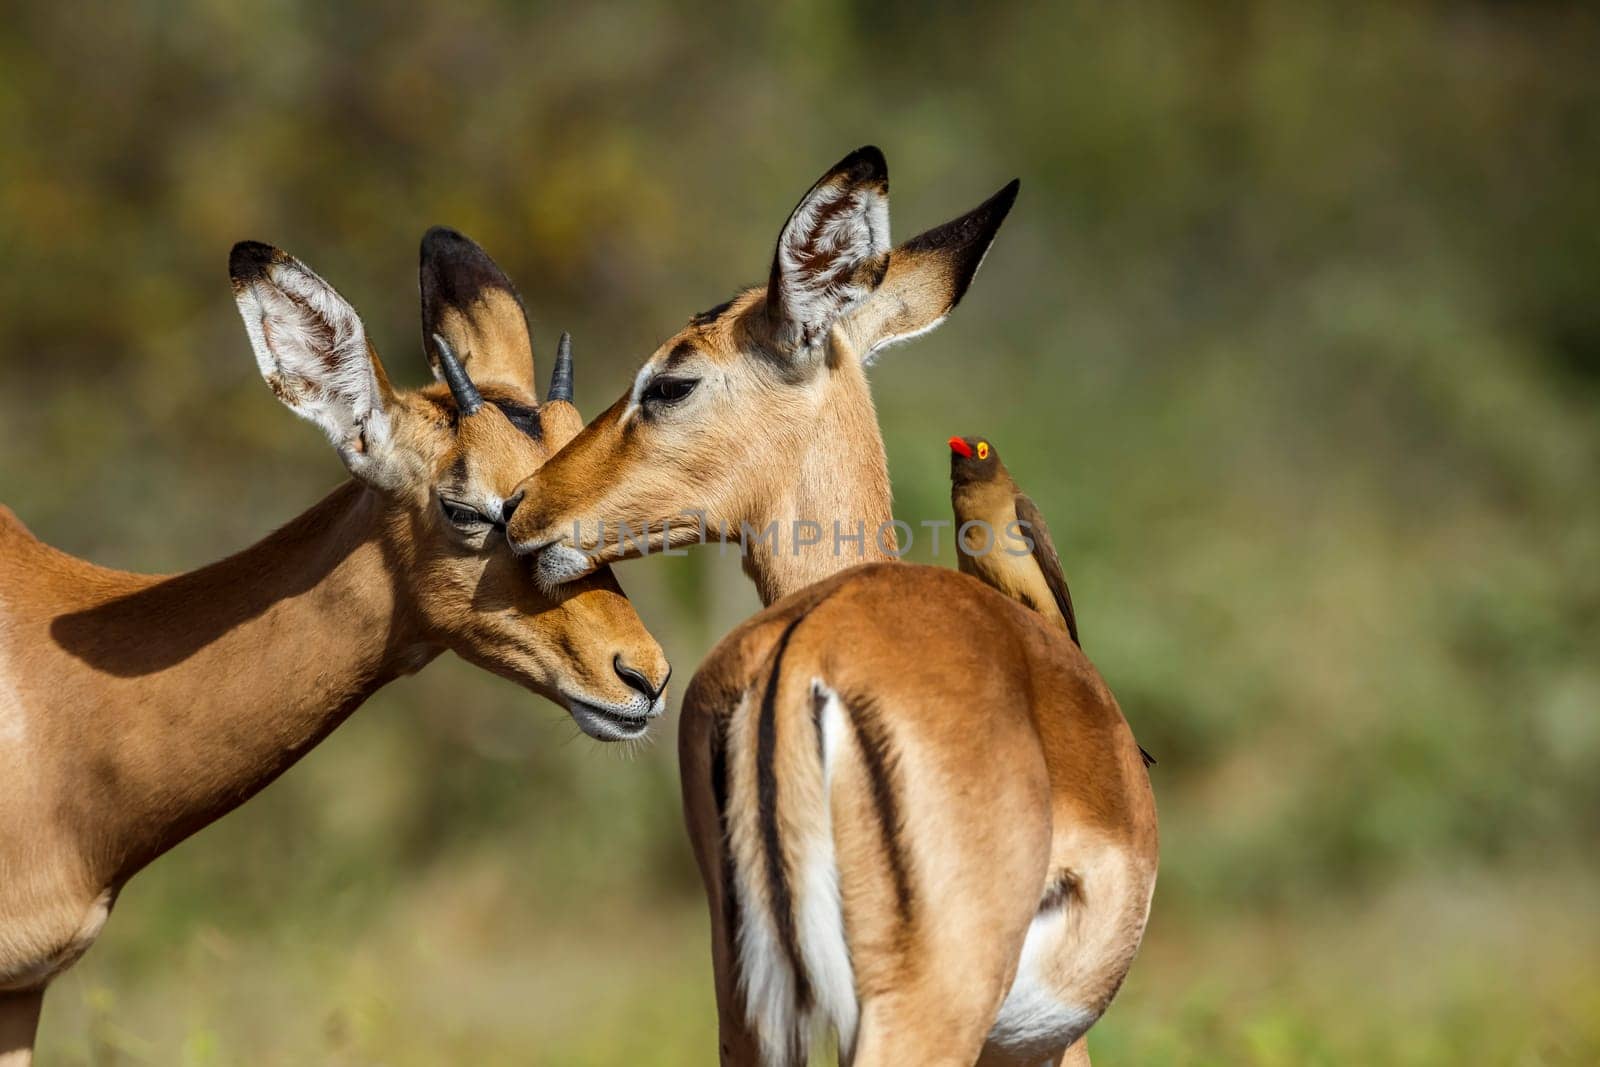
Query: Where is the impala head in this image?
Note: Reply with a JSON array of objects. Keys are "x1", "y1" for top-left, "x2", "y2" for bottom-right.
[
  {"x1": 506, "y1": 146, "x2": 1018, "y2": 600},
  {"x1": 229, "y1": 229, "x2": 670, "y2": 740}
]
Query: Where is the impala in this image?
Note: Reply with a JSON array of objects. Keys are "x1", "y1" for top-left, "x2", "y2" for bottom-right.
[
  {"x1": 506, "y1": 148, "x2": 1157, "y2": 1066},
  {"x1": 0, "y1": 229, "x2": 669, "y2": 1065}
]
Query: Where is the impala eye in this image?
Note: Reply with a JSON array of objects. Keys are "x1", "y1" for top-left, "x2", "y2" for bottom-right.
[
  {"x1": 643, "y1": 376, "x2": 699, "y2": 406},
  {"x1": 440, "y1": 498, "x2": 492, "y2": 530}
]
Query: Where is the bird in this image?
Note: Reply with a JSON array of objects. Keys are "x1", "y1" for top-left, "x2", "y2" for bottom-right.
[
  {"x1": 948, "y1": 434, "x2": 1155, "y2": 767},
  {"x1": 948, "y1": 434, "x2": 1081, "y2": 646}
]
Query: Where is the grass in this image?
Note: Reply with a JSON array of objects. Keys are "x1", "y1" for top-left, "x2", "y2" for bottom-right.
[{"x1": 38, "y1": 858, "x2": 1598, "y2": 1065}]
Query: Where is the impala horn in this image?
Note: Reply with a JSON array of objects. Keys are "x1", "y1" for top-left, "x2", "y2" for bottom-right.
[
  {"x1": 548, "y1": 331, "x2": 574, "y2": 403},
  {"x1": 432, "y1": 333, "x2": 483, "y2": 417}
]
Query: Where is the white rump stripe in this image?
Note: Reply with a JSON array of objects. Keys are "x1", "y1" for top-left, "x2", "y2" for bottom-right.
[
  {"x1": 728, "y1": 679, "x2": 861, "y2": 1065},
  {"x1": 795, "y1": 681, "x2": 858, "y2": 1055}
]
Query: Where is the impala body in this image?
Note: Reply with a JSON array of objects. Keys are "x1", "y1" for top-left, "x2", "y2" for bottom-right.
[
  {"x1": 0, "y1": 230, "x2": 668, "y2": 1065},
  {"x1": 508, "y1": 148, "x2": 1157, "y2": 1066}
]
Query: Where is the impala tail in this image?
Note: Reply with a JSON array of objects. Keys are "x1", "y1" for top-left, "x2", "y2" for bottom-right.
[{"x1": 709, "y1": 613, "x2": 854, "y2": 1065}]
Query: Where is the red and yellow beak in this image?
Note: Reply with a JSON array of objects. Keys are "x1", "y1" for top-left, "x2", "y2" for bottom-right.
[{"x1": 948, "y1": 436, "x2": 974, "y2": 458}]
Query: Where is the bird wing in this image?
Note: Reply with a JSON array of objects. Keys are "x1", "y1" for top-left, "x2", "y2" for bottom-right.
[{"x1": 1014, "y1": 492, "x2": 1081, "y2": 647}]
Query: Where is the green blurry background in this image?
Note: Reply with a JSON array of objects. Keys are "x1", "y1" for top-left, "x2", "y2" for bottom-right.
[{"x1": 2, "y1": 1, "x2": 1597, "y2": 1063}]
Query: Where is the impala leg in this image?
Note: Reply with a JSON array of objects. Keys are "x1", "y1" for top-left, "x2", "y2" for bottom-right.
[
  {"x1": 0, "y1": 989, "x2": 44, "y2": 1067},
  {"x1": 832, "y1": 678, "x2": 1054, "y2": 1067},
  {"x1": 680, "y1": 705, "x2": 763, "y2": 1066},
  {"x1": 844, "y1": 829, "x2": 1047, "y2": 1066},
  {"x1": 977, "y1": 1039, "x2": 1088, "y2": 1067},
  {"x1": 1057, "y1": 1036, "x2": 1091, "y2": 1066},
  {"x1": 848, "y1": 981, "x2": 1008, "y2": 1067},
  {"x1": 704, "y1": 883, "x2": 762, "y2": 1067}
]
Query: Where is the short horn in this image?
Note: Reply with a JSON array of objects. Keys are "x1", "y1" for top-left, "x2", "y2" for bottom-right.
[
  {"x1": 431, "y1": 332, "x2": 483, "y2": 417},
  {"x1": 548, "y1": 331, "x2": 574, "y2": 403}
]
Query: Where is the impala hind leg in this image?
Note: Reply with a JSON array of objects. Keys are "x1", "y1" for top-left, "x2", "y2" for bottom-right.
[
  {"x1": 848, "y1": 983, "x2": 1013, "y2": 1067},
  {"x1": 705, "y1": 879, "x2": 763, "y2": 1066},
  {"x1": 828, "y1": 689, "x2": 1053, "y2": 1067},
  {"x1": 838, "y1": 793, "x2": 1049, "y2": 1067},
  {"x1": 0, "y1": 989, "x2": 44, "y2": 1067},
  {"x1": 974, "y1": 1034, "x2": 1089, "y2": 1067},
  {"x1": 1059, "y1": 1036, "x2": 1091, "y2": 1066},
  {"x1": 680, "y1": 703, "x2": 764, "y2": 1066}
]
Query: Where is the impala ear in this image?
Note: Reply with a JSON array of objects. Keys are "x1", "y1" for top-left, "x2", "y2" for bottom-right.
[
  {"x1": 230, "y1": 241, "x2": 401, "y2": 487},
  {"x1": 419, "y1": 226, "x2": 537, "y2": 396},
  {"x1": 842, "y1": 179, "x2": 1019, "y2": 364},
  {"x1": 764, "y1": 146, "x2": 892, "y2": 353}
]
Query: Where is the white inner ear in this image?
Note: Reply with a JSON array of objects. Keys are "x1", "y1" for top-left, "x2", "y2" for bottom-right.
[
  {"x1": 235, "y1": 260, "x2": 390, "y2": 465},
  {"x1": 775, "y1": 181, "x2": 890, "y2": 348}
]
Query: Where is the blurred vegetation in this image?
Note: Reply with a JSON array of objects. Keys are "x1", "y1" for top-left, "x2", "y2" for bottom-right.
[{"x1": 2, "y1": 0, "x2": 1597, "y2": 1062}]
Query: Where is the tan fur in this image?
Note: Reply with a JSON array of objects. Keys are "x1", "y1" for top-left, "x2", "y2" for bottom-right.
[
  {"x1": 511, "y1": 150, "x2": 1155, "y2": 1064},
  {"x1": 0, "y1": 239, "x2": 666, "y2": 1064}
]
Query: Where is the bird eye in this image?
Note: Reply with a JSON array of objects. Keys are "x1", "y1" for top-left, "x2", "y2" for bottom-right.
[
  {"x1": 440, "y1": 498, "x2": 492, "y2": 531},
  {"x1": 976, "y1": 442, "x2": 990, "y2": 460},
  {"x1": 643, "y1": 376, "x2": 699, "y2": 406}
]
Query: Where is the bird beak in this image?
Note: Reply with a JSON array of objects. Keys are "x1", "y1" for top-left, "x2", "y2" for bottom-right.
[{"x1": 948, "y1": 436, "x2": 974, "y2": 458}]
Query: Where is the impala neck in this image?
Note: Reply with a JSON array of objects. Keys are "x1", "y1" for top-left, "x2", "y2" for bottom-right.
[
  {"x1": 51, "y1": 481, "x2": 434, "y2": 881},
  {"x1": 741, "y1": 360, "x2": 897, "y2": 606}
]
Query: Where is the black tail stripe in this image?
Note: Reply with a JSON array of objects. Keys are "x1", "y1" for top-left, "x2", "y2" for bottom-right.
[
  {"x1": 758, "y1": 613, "x2": 812, "y2": 1013},
  {"x1": 844, "y1": 694, "x2": 914, "y2": 925},
  {"x1": 809, "y1": 681, "x2": 829, "y2": 765},
  {"x1": 709, "y1": 710, "x2": 741, "y2": 969},
  {"x1": 1038, "y1": 868, "x2": 1079, "y2": 914}
]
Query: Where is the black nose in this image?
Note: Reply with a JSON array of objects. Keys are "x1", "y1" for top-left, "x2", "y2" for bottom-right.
[
  {"x1": 614, "y1": 656, "x2": 668, "y2": 702},
  {"x1": 500, "y1": 490, "x2": 526, "y2": 525}
]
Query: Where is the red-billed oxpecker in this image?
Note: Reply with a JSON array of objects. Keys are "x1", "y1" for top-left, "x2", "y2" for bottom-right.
[
  {"x1": 949, "y1": 434, "x2": 1155, "y2": 767},
  {"x1": 948, "y1": 434, "x2": 1081, "y2": 646}
]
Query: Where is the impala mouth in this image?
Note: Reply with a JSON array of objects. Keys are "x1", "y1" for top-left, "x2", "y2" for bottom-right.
[
  {"x1": 566, "y1": 691, "x2": 665, "y2": 742},
  {"x1": 505, "y1": 529, "x2": 601, "y2": 591},
  {"x1": 534, "y1": 542, "x2": 601, "y2": 591},
  {"x1": 509, "y1": 532, "x2": 557, "y2": 556}
]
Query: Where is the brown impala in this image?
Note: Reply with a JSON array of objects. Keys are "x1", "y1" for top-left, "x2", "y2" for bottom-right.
[
  {"x1": 0, "y1": 229, "x2": 668, "y2": 1065},
  {"x1": 507, "y1": 148, "x2": 1157, "y2": 1066}
]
